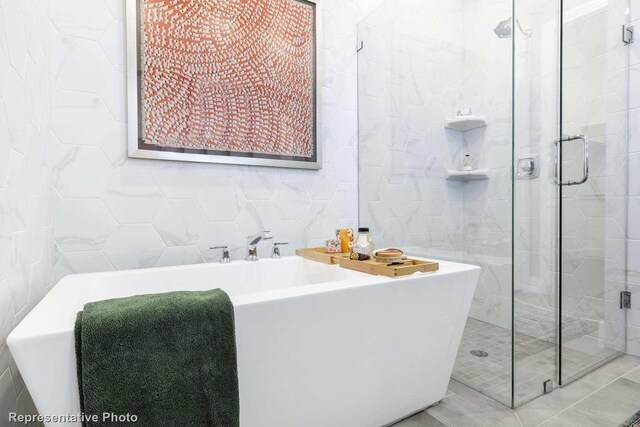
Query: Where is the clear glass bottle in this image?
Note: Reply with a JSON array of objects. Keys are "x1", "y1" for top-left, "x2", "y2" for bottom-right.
[
  {"x1": 354, "y1": 227, "x2": 375, "y2": 257},
  {"x1": 463, "y1": 154, "x2": 473, "y2": 171}
]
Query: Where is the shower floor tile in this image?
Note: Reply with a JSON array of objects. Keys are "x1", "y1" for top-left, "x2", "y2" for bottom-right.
[
  {"x1": 452, "y1": 318, "x2": 624, "y2": 406},
  {"x1": 452, "y1": 318, "x2": 554, "y2": 405}
]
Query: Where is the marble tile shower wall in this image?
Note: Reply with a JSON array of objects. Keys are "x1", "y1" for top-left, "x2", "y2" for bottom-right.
[
  {"x1": 460, "y1": 0, "x2": 513, "y2": 329},
  {"x1": 358, "y1": 0, "x2": 466, "y2": 255},
  {"x1": 628, "y1": 0, "x2": 640, "y2": 357},
  {"x1": 358, "y1": 0, "x2": 634, "y2": 351},
  {"x1": 47, "y1": 0, "x2": 388, "y2": 281},
  {"x1": 358, "y1": 0, "x2": 514, "y2": 329},
  {"x1": 0, "y1": 0, "x2": 54, "y2": 417},
  {"x1": 512, "y1": 0, "x2": 561, "y2": 345}
]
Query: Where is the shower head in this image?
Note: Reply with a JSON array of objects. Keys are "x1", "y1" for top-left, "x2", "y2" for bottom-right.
[
  {"x1": 494, "y1": 17, "x2": 533, "y2": 39},
  {"x1": 494, "y1": 17, "x2": 513, "y2": 38}
]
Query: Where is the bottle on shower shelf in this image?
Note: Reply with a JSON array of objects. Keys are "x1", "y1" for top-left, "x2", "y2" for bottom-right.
[{"x1": 463, "y1": 154, "x2": 473, "y2": 171}]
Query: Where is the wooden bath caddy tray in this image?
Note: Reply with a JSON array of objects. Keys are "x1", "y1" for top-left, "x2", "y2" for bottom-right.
[
  {"x1": 296, "y1": 247, "x2": 350, "y2": 265},
  {"x1": 338, "y1": 257, "x2": 439, "y2": 278}
]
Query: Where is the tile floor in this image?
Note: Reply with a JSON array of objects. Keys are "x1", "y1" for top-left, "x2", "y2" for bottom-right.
[
  {"x1": 453, "y1": 318, "x2": 552, "y2": 405},
  {"x1": 395, "y1": 354, "x2": 640, "y2": 427},
  {"x1": 453, "y1": 318, "x2": 622, "y2": 406}
]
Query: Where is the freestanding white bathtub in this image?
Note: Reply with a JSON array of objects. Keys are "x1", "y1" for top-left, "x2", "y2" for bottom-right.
[{"x1": 8, "y1": 256, "x2": 479, "y2": 427}]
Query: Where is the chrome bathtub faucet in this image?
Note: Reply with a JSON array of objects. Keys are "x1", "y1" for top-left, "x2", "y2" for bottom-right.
[
  {"x1": 246, "y1": 231, "x2": 273, "y2": 261},
  {"x1": 272, "y1": 242, "x2": 289, "y2": 259},
  {"x1": 210, "y1": 245, "x2": 231, "y2": 264}
]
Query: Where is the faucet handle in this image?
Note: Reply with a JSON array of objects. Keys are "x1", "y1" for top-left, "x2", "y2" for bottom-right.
[
  {"x1": 247, "y1": 230, "x2": 273, "y2": 247},
  {"x1": 272, "y1": 242, "x2": 289, "y2": 259},
  {"x1": 210, "y1": 245, "x2": 231, "y2": 264}
]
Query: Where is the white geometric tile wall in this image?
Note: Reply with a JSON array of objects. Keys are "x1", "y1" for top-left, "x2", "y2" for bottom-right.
[
  {"x1": 358, "y1": 0, "x2": 467, "y2": 251},
  {"x1": 0, "y1": 0, "x2": 390, "y2": 418},
  {"x1": 46, "y1": 0, "x2": 390, "y2": 283},
  {"x1": 461, "y1": 0, "x2": 514, "y2": 330},
  {"x1": 357, "y1": 0, "x2": 514, "y2": 329},
  {"x1": 0, "y1": 0, "x2": 54, "y2": 419},
  {"x1": 511, "y1": 0, "x2": 561, "y2": 349}
]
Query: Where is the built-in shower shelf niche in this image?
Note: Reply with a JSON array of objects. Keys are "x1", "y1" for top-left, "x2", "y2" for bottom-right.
[
  {"x1": 445, "y1": 116, "x2": 487, "y2": 132},
  {"x1": 446, "y1": 169, "x2": 489, "y2": 181}
]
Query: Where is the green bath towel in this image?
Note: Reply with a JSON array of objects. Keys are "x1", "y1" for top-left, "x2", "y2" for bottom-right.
[{"x1": 75, "y1": 289, "x2": 239, "y2": 427}]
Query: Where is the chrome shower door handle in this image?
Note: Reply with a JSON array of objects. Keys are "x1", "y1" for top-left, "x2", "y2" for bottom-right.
[{"x1": 553, "y1": 135, "x2": 589, "y2": 186}]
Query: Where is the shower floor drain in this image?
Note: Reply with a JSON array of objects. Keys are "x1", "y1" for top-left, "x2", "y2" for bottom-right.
[{"x1": 470, "y1": 350, "x2": 489, "y2": 358}]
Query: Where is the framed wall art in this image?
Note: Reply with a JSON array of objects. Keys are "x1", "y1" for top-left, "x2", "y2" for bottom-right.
[{"x1": 126, "y1": 0, "x2": 321, "y2": 170}]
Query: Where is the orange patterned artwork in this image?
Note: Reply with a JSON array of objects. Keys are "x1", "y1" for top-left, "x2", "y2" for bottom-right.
[{"x1": 131, "y1": 0, "x2": 318, "y2": 168}]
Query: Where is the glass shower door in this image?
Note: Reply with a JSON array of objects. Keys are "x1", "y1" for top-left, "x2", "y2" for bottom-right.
[{"x1": 558, "y1": 0, "x2": 629, "y2": 385}]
